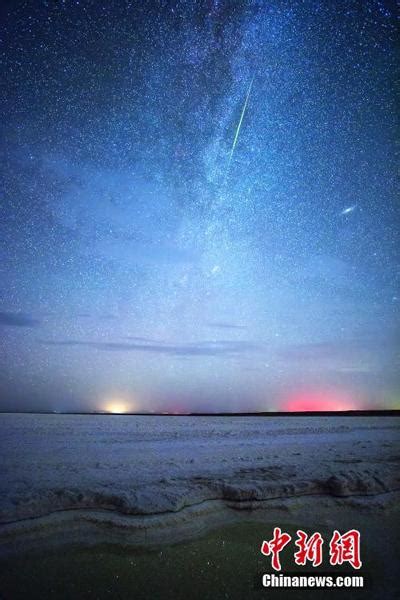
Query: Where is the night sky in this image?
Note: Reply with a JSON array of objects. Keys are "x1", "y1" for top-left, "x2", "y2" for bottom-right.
[{"x1": 1, "y1": 0, "x2": 398, "y2": 412}]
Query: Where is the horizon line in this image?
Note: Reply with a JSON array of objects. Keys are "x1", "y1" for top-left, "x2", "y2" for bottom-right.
[{"x1": 0, "y1": 409, "x2": 398, "y2": 417}]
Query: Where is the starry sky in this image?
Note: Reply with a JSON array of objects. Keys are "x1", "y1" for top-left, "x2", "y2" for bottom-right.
[{"x1": 0, "y1": 0, "x2": 398, "y2": 412}]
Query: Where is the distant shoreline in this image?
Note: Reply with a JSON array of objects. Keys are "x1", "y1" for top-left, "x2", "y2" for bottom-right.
[{"x1": 0, "y1": 410, "x2": 398, "y2": 417}]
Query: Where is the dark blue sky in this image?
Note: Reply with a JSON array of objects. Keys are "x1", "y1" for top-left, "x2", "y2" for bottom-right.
[{"x1": 0, "y1": 0, "x2": 398, "y2": 412}]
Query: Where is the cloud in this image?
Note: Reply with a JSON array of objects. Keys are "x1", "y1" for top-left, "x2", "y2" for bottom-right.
[
  {"x1": 276, "y1": 337, "x2": 391, "y2": 363},
  {"x1": 125, "y1": 336, "x2": 161, "y2": 342},
  {"x1": 39, "y1": 338, "x2": 262, "y2": 358},
  {"x1": 0, "y1": 312, "x2": 41, "y2": 327},
  {"x1": 277, "y1": 341, "x2": 354, "y2": 361},
  {"x1": 206, "y1": 321, "x2": 247, "y2": 330}
]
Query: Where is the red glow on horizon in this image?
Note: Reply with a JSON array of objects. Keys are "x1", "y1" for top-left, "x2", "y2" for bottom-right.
[{"x1": 282, "y1": 389, "x2": 358, "y2": 412}]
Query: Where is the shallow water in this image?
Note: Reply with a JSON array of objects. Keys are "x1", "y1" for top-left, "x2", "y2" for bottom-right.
[{"x1": 0, "y1": 519, "x2": 398, "y2": 600}]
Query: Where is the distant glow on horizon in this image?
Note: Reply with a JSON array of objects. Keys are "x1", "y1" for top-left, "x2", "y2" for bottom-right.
[
  {"x1": 103, "y1": 399, "x2": 136, "y2": 414},
  {"x1": 282, "y1": 389, "x2": 358, "y2": 412}
]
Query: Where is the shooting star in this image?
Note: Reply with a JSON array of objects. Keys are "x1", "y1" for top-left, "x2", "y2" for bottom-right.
[
  {"x1": 340, "y1": 205, "x2": 357, "y2": 216},
  {"x1": 225, "y1": 75, "x2": 255, "y2": 182}
]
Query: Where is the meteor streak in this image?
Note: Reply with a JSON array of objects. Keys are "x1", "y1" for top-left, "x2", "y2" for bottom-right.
[{"x1": 225, "y1": 75, "x2": 255, "y2": 181}]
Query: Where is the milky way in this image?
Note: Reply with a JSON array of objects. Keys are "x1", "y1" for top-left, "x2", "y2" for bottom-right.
[{"x1": 0, "y1": 1, "x2": 398, "y2": 412}]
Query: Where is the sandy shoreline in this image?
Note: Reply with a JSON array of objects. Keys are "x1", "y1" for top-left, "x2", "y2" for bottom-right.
[{"x1": 1, "y1": 414, "x2": 399, "y2": 556}]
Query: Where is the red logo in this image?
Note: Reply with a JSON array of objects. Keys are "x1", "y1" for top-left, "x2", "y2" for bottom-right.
[
  {"x1": 261, "y1": 528, "x2": 362, "y2": 571},
  {"x1": 294, "y1": 530, "x2": 324, "y2": 567},
  {"x1": 329, "y1": 529, "x2": 362, "y2": 569},
  {"x1": 261, "y1": 527, "x2": 292, "y2": 571}
]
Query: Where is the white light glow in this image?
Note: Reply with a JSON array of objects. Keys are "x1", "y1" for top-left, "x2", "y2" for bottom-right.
[{"x1": 103, "y1": 398, "x2": 136, "y2": 414}]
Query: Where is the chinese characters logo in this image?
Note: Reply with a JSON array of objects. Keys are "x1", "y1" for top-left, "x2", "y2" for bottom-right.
[{"x1": 261, "y1": 528, "x2": 362, "y2": 571}]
